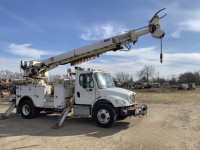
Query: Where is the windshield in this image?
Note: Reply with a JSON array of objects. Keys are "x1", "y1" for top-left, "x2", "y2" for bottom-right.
[{"x1": 95, "y1": 72, "x2": 115, "y2": 89}]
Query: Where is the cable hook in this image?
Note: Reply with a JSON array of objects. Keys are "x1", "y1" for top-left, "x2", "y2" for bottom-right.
[{"x1": 149, "y1": 8, "x2": 167, "y2": 24}]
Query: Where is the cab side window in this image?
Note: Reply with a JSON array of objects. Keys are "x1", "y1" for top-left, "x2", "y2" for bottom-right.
[
  {"x1": 79, "y1": 74, "x2": 94, "y2": 88},
  {"x1": 79, "y1": 74, "x2": 84, "y2": 86}
]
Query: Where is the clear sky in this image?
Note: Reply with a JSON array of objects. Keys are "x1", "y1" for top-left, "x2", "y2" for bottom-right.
[{"x1": 0, "y1": 0, "x2": 200, "y2": 79}]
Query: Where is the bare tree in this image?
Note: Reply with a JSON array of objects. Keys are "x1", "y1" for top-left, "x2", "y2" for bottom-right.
[
  {"x1": 168, "y1": 74, "x2": 177, "y2": 85},
  {"x1": 152, "y1": 77, "x2": 166, "y2": 84},
  {"x1": 0, "y1": 70, "x2": 21, "y2": 81},
  {"x1": 47, "y1": 75, "x2": 62, "y2": 84},
  {"x1": 115, "y1": 72, "x2": 133, "y2": 83},
  {"x1": 178, "y1": 72, "x2": 200, "y2": 85},
  {"x1": 137, "y1": 65, "x2": 155, "y2": 82}
]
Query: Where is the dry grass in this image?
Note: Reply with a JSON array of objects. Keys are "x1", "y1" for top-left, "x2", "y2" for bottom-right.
[{"x1": 0, "y1": 87, "x2": 200, "y2": 150}]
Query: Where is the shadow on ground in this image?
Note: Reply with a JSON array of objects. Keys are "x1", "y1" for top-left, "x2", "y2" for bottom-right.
[{"x1": 0, "y1": 112, "x2": 130, "y2": 138}]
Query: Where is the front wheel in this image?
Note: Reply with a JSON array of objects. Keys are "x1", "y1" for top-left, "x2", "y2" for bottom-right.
[
  {"x1": 20, "y1": 100, "x2": 36, "y2": 119},
  {"x1": 93, "y1": 104, "x2": 116, "y2": 128}
]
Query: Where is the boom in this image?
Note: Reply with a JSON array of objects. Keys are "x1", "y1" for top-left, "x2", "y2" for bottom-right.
[{"x1": 20, "y1": 9, "x2": 166, "y2": 78}]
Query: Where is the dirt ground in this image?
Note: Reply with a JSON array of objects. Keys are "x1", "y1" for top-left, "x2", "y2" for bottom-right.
[{"x1": 0, "y1": 87, "x2": 200, "y2": 150}]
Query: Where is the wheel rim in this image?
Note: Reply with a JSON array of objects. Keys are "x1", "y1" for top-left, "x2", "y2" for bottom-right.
[
  {"x1": 97, "y1": 109, "x2": 110, "y2": 124},
  {"x1": 22, "y1": 104, "x2": 30, "y2": 116}
]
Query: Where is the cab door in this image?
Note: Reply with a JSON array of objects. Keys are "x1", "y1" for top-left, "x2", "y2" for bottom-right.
[{"x1": 75, "y1": 72, "x2": 96, "y2": 105}]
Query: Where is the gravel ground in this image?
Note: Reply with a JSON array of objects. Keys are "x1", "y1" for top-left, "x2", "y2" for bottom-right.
[{"x1": 0, "y1": 87, "x2": 200, "y2": 150}]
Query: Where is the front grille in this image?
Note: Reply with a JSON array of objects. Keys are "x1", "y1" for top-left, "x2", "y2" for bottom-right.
[{"x1": 129, "y1": 94, "x2": 136, "y2": 104}]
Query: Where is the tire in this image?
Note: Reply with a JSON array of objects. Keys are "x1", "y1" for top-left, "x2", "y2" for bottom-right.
[
  {"x1": 117, "y1": 115, "x2": 127, "y2": 120},
  {"x1": 93, "y1": 104, "x2": 116, "y2": 128},
  {"x1": 20, "y1": 100, "x2": 36, "y2": 119}
]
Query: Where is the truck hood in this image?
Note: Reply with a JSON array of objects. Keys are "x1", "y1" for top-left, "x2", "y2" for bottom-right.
[{"x1": 99, "y1": 87, "x2": 135, "y2": 100}]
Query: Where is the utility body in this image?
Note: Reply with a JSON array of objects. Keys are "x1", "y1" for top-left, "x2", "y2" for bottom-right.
[{"x1": 4, "y1": 9, "x2": 166, "y2": 128}]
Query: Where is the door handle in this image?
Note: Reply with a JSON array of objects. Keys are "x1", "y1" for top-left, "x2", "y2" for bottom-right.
[
  {"x1": 77, "y1": 92, "x2": 80, "y2": 97},
  {"x1": 86, "y1": 88, "x2": 92, "y2": 91}
]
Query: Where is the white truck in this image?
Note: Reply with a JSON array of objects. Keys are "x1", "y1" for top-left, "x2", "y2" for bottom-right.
[{"x1": 3, "y1": 9, "x2": 166, "y2": 128}]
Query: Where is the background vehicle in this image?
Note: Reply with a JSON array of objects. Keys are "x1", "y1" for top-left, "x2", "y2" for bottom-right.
[
  {"x1": 189, "y1": 83, "x2": 195, "y2": 90},
  {"x1": 0, "y1": 83, "x2": 10, "y2": 97},
  {"x1": 151, "y1": 82, "x2": 161, "y2": 88},
  {"x1": 179, "y1": 83, "x2": 189, "y2": 90},
  {"x1": 133, "y1": 83, "x2": 144, "y2": 89}
]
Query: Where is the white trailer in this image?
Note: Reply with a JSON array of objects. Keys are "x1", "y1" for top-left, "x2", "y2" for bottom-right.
[{"x1": 3, "y1": 9, "x2": 166, "y2": 128}]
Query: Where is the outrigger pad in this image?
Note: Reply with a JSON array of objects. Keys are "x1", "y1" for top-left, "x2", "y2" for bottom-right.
[
  {"x1": 52, "y1": 124, "x2": 64, "y2": 129},
  {"x1": 1, "y1": 115, "x2": 8, "y2": 120}
]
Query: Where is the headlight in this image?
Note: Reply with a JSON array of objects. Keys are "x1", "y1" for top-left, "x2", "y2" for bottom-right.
[{"x1": 115, "y1": 99, "x2": 126, "y2": 105}]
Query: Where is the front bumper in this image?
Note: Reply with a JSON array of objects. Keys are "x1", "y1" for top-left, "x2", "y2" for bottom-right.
[{"x1": 119, "y1": 104, "x2": 147, "y2": 117}]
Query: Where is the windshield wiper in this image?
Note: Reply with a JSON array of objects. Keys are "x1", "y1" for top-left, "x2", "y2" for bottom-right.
[{"x1": 107, "y1": 85, "x2": 114, "y2": 88}]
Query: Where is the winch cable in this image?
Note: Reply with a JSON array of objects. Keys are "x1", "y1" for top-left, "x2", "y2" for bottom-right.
[{"x1": 160, "y1": 38, "x2": 163, "y2": 63}]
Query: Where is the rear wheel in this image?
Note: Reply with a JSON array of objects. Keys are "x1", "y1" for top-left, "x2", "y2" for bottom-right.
[
  {"x1": 93, "y1": 104, "x2": 116, "y2": 128},
  {"x1": 20, "y1": 100, "x2": 36, "y2": 119}
]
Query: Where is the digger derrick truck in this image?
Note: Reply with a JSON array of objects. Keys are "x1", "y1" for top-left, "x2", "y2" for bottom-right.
[{"x1": 3, "y1": 9, "x2": 166, "y2": 128}]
